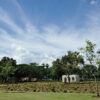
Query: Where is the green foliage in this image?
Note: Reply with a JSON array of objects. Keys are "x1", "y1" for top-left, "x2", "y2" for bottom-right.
[
  {"x1": 52, "y1": 51, "x2": 84, "y2": 80},
  {"x1": 16, "y1": 64, "x2": 42, "y2": 80},
  {"x1": 81, "y1": 64, "x2": 97, "y2": 80},
  {"x1": 80, "y1": 40, "x2": 100, "y2": 97},
  {"x1": 52, "y1": 59, "x2": 66, "y2": 80},
  {"x1": 0, "y1": 57, "x2": 16, "y2": 83},
  {"x1": 61, "y1": 51, "x2": 84, "y2": 74},
  {"x1": 80, "y1": 40, "x2": 96, "y2": 64},
  {"x1": 79, "y1": 40, "x2": 100, "y2": 77}
]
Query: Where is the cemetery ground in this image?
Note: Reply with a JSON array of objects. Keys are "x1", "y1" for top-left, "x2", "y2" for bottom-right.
[
  {"x1": 0, "y1": 82, "x2": 100, "y2": 93},
  {"x1": 0, "y1": 82, "x2": 100, "y2": 100}
]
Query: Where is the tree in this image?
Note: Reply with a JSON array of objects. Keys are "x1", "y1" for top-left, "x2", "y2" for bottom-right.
[
  {"x1": 52, "y1": 51, "x2": 84, "y2": 82},
  {"x1": 52, "y1": 59, "x2": 66, "y2": 80},
  {"x1": 61, "y1": 51, "x2": 84, "y2": 83},
  {"x1": 81, "y1": 64, "x2": 97, "y2": 80},
  {"x1": 42, "y1": 63, "x2": 51, "y2": 80},
  {"x1": 0, "y1": 57, "x2": 16, "y2": 67},
  {"x1": 15, "y1": 64, "x2": 32, "y2": 81},
  {"x1": 16, "y1": 63, "x2": 47, "y2": 81},
  {"x1": 0, "y1": 57, "x2": 16, "y2": 83},
  {"x1": 80, "y1": 40, "x2": 100, "y2": 97}
]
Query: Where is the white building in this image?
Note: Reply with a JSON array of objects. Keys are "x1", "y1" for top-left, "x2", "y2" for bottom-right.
[{"x1": 62, "y1": 75, "x2": 80, "y2": 83}]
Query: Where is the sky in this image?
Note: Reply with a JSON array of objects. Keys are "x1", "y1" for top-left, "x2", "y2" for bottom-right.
[{"x1": 0, "y1": 0, "x2": 100, "y2": 65}]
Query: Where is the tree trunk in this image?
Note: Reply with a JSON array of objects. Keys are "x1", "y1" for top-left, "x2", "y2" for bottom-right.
[
  {"x1": 68, "y1": 75, "x2": 70, "y2": 84},
  {"x1": 93, "y1": 74, "x2": 100, "y2": 97}
]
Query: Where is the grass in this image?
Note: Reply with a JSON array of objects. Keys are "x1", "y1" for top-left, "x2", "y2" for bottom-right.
[
  {"x1": 0, "y1": 91, "x2": 100, "y2": 100},
  {"x1": 0, "y1": 81, "x2": 100, "y2": 100}
]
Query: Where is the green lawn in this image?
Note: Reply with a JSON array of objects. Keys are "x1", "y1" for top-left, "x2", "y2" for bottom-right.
[{"x1": 0, "y1": 91, "x2": 100, "y2": 100}]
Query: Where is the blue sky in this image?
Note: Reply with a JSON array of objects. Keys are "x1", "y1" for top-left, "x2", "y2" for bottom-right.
[{"x1": 0, "y1": 0, "x2": 100, "y2": 65}]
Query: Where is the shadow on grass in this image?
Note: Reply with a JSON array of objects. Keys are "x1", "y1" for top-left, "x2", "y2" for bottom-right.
[
  {"x1": 3, "y1": 91, "x2": 26, "y2": 93},
  {"x1": 92, "y1": 95, "x2": 100, "y2": 98}
]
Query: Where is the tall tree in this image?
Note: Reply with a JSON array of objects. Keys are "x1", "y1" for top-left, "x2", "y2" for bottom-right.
[
  {"x1": 81, "y1": 64, "x2": 97, "y2": 80},
  {"x1": 80, "y1": 40, "x2": 100, "y2": 97},
  {"x1": 52, "y1": 59, "x2": 66, "y2": 80},
  {"x1": 0, "y1": 57, "x2": 16, "y2": 83},
  {"x1": 52, "y1": 51, "x2": 84, "y2": 82},
  {"x1": 61, "y1": 51, "x2": 84, "y2": 83}
]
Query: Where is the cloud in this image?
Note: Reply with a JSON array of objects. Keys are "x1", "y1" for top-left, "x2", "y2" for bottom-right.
[
  {"x1": 90, "y1": 0, "x2": 99, "y2": 5},
  {"x1": 81, "y1": 0, "x2": 99, "y2": 6},
  {"x1": 0, "y1": 1, "x2": 100, "y2": 66}
]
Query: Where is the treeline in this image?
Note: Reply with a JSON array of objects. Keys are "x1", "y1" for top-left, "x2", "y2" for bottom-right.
[
  {"x1": 0, "y1": 41, "x2": 100, "y2": 83},
  {"x1": 0, "y1": 57, "x2": 52, "y2": 83},
  {"x1": 0, "y1": 53, "x2": 99, "y2": 83}
]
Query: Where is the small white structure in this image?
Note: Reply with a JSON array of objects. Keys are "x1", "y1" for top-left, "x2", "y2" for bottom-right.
[{"x1": 62, "y1": 75, "x2": 80, "y2": 83}]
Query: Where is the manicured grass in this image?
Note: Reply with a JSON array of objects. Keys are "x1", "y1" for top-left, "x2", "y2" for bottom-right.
[{"x1": 0, "y1": 91, "x2": 99, "y2": 100}]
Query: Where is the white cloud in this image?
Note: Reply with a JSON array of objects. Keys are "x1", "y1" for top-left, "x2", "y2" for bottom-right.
[
  {"x1": 90, "y1": 0, "x2": 99, "y2": 5},
  {"x1": 0, "y1": 3, "x2": 100, "y2": 66},
  {"x1": 81, "y1": 0, "x2": 99, "y2": 5}
]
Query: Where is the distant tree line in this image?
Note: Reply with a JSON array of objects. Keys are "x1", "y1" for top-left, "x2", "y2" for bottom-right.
[
  {"x1": 0, "y1": 41, "x2": 100, "y2": 83},
  {"x1": 0, "y1": 57, "x2": 52, "y2": 83}
]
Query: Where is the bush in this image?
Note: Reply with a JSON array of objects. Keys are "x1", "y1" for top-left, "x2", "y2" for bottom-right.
[{"x1": 0, "y1": 81, "x2": 99, "y2": 93}]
